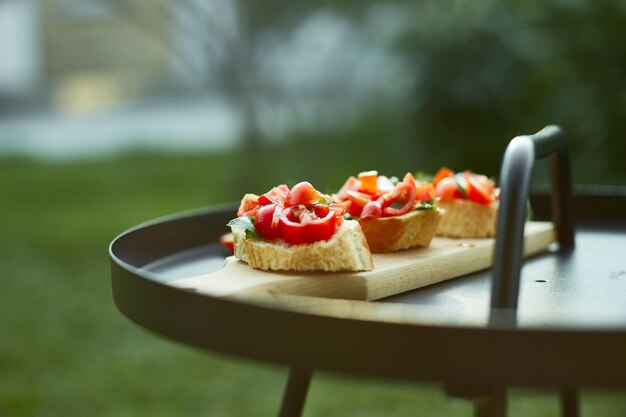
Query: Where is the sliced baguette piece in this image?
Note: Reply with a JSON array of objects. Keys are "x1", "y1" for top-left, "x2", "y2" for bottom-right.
[
  {"x1": 232, "y1": 220, "x2": 373, "y2": 272},
  {"x1": 436, "y1": 200, "x2": 498, "y2": 238},
  {"x1": 357, "y1": 208, "x2": 443, "y2": 253}
]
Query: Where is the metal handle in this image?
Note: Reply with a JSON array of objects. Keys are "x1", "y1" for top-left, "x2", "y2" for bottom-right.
[{"x1": 490, "y1": 125, "x2": 575, "y2": 320}]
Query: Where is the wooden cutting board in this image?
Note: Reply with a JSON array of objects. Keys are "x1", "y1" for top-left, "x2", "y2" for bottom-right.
[{"x1": 170, "y1": 221, "x2": 556, "y2": 301}]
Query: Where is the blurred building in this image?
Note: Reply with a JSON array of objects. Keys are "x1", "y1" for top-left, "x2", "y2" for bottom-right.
[
  {"x1": 0, "y1": 0, "x2": 245, "y2": 157},
  {"x1": 41, "y1": 0, "x2": 173, "y2": 113},
  {"x1": 0, "y1": 0, "x2": 176, "y2": 114},
  {"x1": 0, "y1": 0, "x2": 41, "y2": 103}
]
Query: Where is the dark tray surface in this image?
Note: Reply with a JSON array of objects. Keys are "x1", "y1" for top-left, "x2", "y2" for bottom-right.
[{"x1": 386, "y1": 221, "x2": 626, "y2": 327}]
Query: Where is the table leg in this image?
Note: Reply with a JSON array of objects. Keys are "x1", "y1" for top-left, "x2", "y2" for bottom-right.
[
  {"x1": 560, "y1": 389, "x2": 579, "y2": 417},
  {"x1": 278, "y1": 368, "x2": 313, "y2": 417},
  {"x1": 474, "y1": 391, "x2": 507, "y2": 417},
  {"x1": 446, "y1": 385, "x2": 507, "y2": 417}
]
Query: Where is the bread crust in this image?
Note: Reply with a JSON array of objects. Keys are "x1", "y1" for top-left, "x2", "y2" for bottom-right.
[
  {"x1": 436, "y1": 200, "x2": 498, "y2": 238},
  {"x1": 232, "y1": 220, "x2": 373, "y2": 272},
  {"x1": 357, "y1": 208, "x2": 443, "y2": 253}
]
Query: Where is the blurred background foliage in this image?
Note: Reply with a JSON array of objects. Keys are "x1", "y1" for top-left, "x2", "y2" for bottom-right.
[
  {"x1": 1, "y1": 0, "x2": 625, "y2": 416},
  {"x1": 1, "y1": 0, "x2": 625, "y2": 188}
]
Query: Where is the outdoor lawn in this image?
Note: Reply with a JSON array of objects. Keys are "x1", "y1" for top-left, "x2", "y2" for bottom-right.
[{"x1": 1, "y1": 148, "x2": 625, "y2": 417}]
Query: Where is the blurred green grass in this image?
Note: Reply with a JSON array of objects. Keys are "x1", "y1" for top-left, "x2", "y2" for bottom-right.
[{"x1": 1, "y1": 150, "x2": 625, "y2": 417}]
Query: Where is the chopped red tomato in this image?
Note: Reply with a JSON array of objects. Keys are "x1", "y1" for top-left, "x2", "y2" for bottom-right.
[
  {"x1": 237, "y1": 194, "x2": 259, "y2": 217},
  {"x1": 403, "y1": 172, "x2": 417, "y2": 190},
  {"x1": 466, "y1": 175, "x2": 494, "y2": 205},
  {"x1": 358, "y1": 170, "x2": 378, "y2": 194},
  {"x1": 381, "y1": 182, "x2": 416, "y2": 217},
  {"x1": 362, "y1": 200, "x2": 383, "y2": 218},
  {"x1": 313, "y1": 203, "x2": 329, "y2": 217},
  {"x1": 285, "y1": 181, "x2": 323, "y2": 207},
  {"x1": 271, "y1": 205, "x2": 283, "y2": 230},
  {"x1": 254, "y1": 204, "x2": 280, "y2": 240},
  {"x1": 472, "y1": 174, "x2": 496, "y2": 196},
  {"x1": 329, "y1": 204, "x2": 346, "y2": 225},
  {"x1": 435, "y1": 177, "x2": 464, "y2": 202},
  {"x1": 345, "y1": 200, "x2": 363, "y2": 217},
  {"x1": 346, "y1": 190, "x2": 372, "y2": 208},
  {"x1": 219, "y1": 233, "x2": 234, "y2": 251},
  {"x1": 433, "y1": 167, "x2": 454, "y2": 186},
  {"x1": 279, "y1": 205, "x2": 338, "y2": 244},
  {"x1": 415, "y1": 182, "x2": 435, "y2": 202},
  {"x1": 403, "y1": 172, "x2": 435, "y2": 202},
  {"x1": 258, "y1": 185, "x2": 289, "y2": 206}
]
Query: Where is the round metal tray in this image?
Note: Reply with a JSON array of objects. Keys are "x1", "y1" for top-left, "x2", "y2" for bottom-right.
[{"x1": 110, "y1": 193, "x2": 626, "y2": 387}]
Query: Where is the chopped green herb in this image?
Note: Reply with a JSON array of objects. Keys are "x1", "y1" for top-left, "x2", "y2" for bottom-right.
[
  {"x1": 414, "y1": 171, "x2": 433, "y2": 182},
  {"x1": 390, "y1": 200, "x2": 405, "y2": 209},
  {"x1": 415, "y1": 200, "x2": 438, "y2": 210},
  {"x1": 226, "y1": 216, "x2": 258, "y2": 240}
]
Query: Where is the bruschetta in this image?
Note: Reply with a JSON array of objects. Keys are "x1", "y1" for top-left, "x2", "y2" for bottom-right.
[
  {"x1": 228, "y1": 181, "x2": 373, "y2": 271},
  {"x1": 432, "y1": 167, "x2": 499, "y2": 238},
  {"x1": 333, "y1": 171, "x2": 443, "y2": 253}
]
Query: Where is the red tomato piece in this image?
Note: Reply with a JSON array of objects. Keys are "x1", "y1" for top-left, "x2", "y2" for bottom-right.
[
  {"x1": 285, "y1": 181, "x2": 322, "y2": 207},
  {"x1": 237, "y1": 193, "x2": 260, "y2": 217},
  {"x1": 219, "y1": 233, "x2": 234, "y2": 251},
  {"x1": 358, "y1": 170, "x2": 378, "y2": 194},
  {"x1": 271, "y1": 205, "x2": 283, "y2": 231},
  {"x1": 466, "y1": 175, "x2": 494, "y2": 205},
  {"x1": 433, "y1": 167, "x2": 455, "y2": 186},
  {"x1": 254, "y1": 204, "x2": 280, "y2": 240},
  {"x1": 361, "y1": 200, "x2": 383, "y2": 218},
  {"x1": 381, "y1": 182, "x2": 416, "y2": 217},
  {"x1": 371, "y1": 191, "x2": 387, "y2": 201},
  {"x1": 329, "y1": 204, "x2": 346, "y2": 227},
  {"x1": 403, "y1": 172, "x2": 417, "y2": 191},
  {"x1": 435, "y1": 177, "x2": 465, "y2": 202},
  {"x1": 258, "y1": 185, "x2": 289, "y2": 206},
  {"x1": 346, "y1": 190, "x2": 372, "y2": 208},
  {"x1": 313, "y1": 204, "x2": 330, "y2": 217},
  {"x1": 279, "y1": 206, "x2": 339, "y2": 244},
  {"x1": 415, "y1": 182, "x2": 435, "y2": 202},
  {"x1": 345, "y1": 200, "x2": 363, "y2": 217},
  {"x1": 472, "y1": 174, "x2": 496, "y2": 196}
]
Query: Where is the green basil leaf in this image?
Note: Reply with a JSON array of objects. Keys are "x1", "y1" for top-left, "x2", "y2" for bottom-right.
[
  {"x1": 227, "y1": 216, "x2": 258, "y2": 240},
  {"x1": 415, "y1": 200, "x2": 438, "y2": 210},
  {"x1": 414, "y1": 171, "x2": 433, "y2": 182}
]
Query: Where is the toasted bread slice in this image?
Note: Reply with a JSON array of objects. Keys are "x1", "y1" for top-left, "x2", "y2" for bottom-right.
[
  {"x1": 232, "y1": 220, "x2": 373, "y2": 272},
  {"x1": 436, "y1": 200, "x2": 498, "y2": 238},
  {"x1": 357, "y1": 208, "x2": 443, "y2": 253}
]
